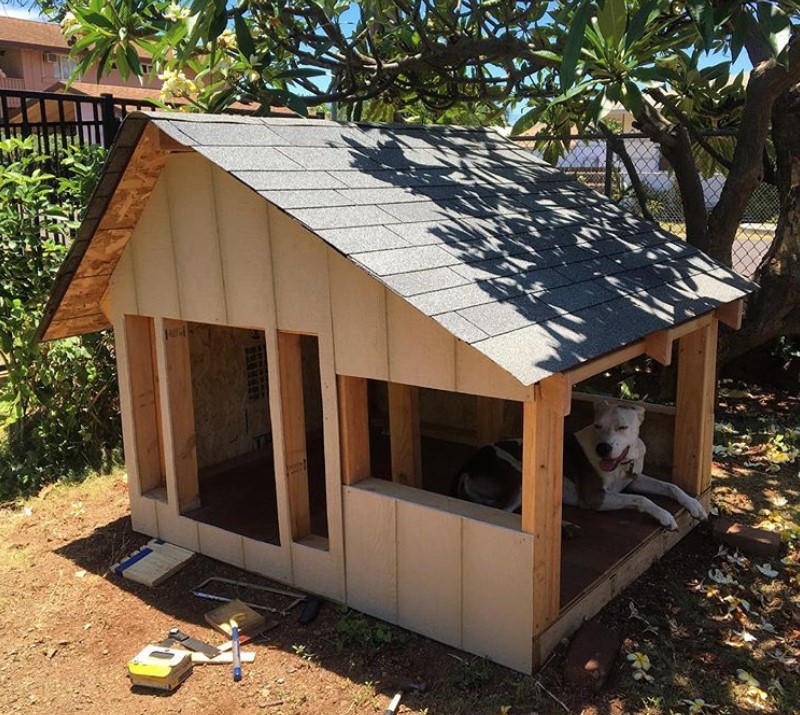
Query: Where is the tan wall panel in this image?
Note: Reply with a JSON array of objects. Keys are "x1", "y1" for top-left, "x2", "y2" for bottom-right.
[
  {"x1": 396, "y1": 500, "x2": 462, "y2": 648},
  {"x1": 130, "y1": 177, "x2": 180, "y2": 318},
  {"x1": 386, "y1": 292, "x2": 456, "y2": 391},
  {"x1": 154, "y1": 501, "x2": 200, "y2": 551},
  {"x1": 212, "y1": 168, "x2": 274, "y2": 328},
  {"x1": 242, "y1": 537, "x2": 293, "y2": 585},
  {"x1": 166, "y1": 154, "x2": 227, "y2": 324},
  {"x1": 268, "y1": 207, "x2": 330, "y2": 333},
  {"x1": 455, "y1": 342, "x2": 531, "y2": 401},
  {"x1": 462, "y1": 519, "x2": 533, "y2": 672},
  {"x1": 328, "y1": 252, "x2": 389, "y2": 380},
  {"x1": 291, "y1": 542, "x2": 345, "y2": 601},
  {"x1": 343, "y1": 486, "x2": 398, "y2": 622},
  {"x1": 129, "y1": 496, "x2": 158, "y2": 537},
  {"x1": 198, "y1": 522, "x2": 244, "y2": 568}
]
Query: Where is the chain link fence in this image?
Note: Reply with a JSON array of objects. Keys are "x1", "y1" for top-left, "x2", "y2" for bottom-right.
[{"x1": 514, "y1": 132, "x2": 778, "y2": 278}]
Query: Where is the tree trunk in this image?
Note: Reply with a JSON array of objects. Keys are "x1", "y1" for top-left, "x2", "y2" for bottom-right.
[{"x1": 720, "y1": 85, "x2": 800, "y2": 363}]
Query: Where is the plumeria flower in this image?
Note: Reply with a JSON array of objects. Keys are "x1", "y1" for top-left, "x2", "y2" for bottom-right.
[
  {"x1": 737, "y1": 669, "x2": 760, "y2": 687},
  {"x1": 682, "y1": 698, "x2": 718, "y2": 714},
  {"x1": 755, "y1": 563, "x2": 778, "y2": 578},
  {"x1": 163, "y1": 2, "x2": 190, "y2": 22},
  {"x1": 734, "y1": 629, "x2": 757, "y2": 643},
  {"x1": 708, "y1": 568, "x2": 737, "y2": 585},
  {"x1": 158, "y1": 69, "x2": 198, "y2": 102},
  {"x1": 60, "y1": 10, "x2": 79, "y2": 32},
  {"x1": 627, "y1": 652, "x2": 654, "y2": 682}
]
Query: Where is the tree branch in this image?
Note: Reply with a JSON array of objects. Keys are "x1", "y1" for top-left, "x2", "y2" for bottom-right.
[{"x1": 598, "y1": 122, "x2": 656, "y2": 223}]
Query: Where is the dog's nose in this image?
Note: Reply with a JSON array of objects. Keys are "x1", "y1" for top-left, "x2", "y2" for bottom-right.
[{"x1": 596, "y1": 442, "x2": 612, "y2": 458}]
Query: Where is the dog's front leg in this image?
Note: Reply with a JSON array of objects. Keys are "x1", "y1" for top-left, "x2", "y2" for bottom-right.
[
  {"x1": 597, "y1": 492, "x2": 679, "y2": 530},
  {"x1": 627, "y1": 474, "x2": 707, "y2": 521}
]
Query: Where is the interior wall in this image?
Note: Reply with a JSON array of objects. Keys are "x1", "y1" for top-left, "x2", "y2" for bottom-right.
[{"x1": 189, "y1": 323, "x2": 270, "y2": 470}]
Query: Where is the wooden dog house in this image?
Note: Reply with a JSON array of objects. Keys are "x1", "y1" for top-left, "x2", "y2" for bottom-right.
[{"x1": 38, "y1": 113, "x2": 754, "y2": 672}]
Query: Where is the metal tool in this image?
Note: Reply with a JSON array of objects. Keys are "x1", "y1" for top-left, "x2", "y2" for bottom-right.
[
  {"x1": 162, "y1": 627, "x2": 221, "y2": 658},
  {"x1": 191, "y1": 577, "x2": 306, "y2": 617}
]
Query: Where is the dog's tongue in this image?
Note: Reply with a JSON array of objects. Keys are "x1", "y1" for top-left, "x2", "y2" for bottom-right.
[{"x1": 599, "y1": 446, "x2": 630, "y2": 472}]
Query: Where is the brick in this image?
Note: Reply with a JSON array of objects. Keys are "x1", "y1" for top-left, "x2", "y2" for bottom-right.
[
  {"x1": 563, "y1": 620, "x2": 621, "y2": 691},
  {"x1": 712, "y1": 517, "x2": 782, "y2": 558}
]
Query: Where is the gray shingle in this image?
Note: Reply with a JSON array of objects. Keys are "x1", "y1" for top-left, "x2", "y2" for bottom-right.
[
  {"x1": 352, "y1": 244, "x2": 458, "y2": 276},
  {"x1": 258, "y1": 189, "x2": 353, "y2": 210},
  {"x1": 195, "y1": 145, "x2": 304, "y2": 171},
  {"x1": 234, "y1": 170, "x2": 348, "y2": 191},
  {"x1": 382, "y1": 267, "x2": 468, "y2": 296},
  {"x1": 291, "y1": 204, "x2": 396, "y2": 230},
  {"x1": 316, "y1": 226, "x2": 410, "y2": 254},
  {"x1": 61, "y1": 111, "x2": 756, "y2": 388}
]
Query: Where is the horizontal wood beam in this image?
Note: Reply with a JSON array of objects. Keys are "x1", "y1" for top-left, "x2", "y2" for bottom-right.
[
  {"x1": 155, "y1": 128, "x2": 193, "y2": 153},
  {"x1": 716, "y1": 298, "x2": 744, "y2": 330}
]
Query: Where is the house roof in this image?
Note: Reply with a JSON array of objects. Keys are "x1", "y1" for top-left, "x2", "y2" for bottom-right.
[
  {"x1": 0, "y1": 16, "x2": 68, "y2": 52},
  {"x1": 39, "y1": 112, "x2": 755, "y2": 386}
]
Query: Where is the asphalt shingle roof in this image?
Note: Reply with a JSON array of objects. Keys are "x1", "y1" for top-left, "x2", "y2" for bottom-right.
[{"x1": 46, "y1": 112, "x2": 756, "y2": 385}]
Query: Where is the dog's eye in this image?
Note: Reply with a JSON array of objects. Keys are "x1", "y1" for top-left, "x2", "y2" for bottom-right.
[
  {"x1": 593, "y1": 423, "x2": 602, "y2": 429},
  {"x1": 617, "y1": 425, "x2": 629, "y2": 431}
]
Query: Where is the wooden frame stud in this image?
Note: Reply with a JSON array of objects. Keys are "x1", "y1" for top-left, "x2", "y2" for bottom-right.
[
  {"x1": 338, "y1": 375, "x2": 371, "y2": 486},
  {"x1": 388, "y1": 382, "x2": 422, "y2": 488}
]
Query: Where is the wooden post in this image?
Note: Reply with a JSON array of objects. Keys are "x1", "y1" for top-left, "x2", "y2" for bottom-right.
[
  {"x1": 124, "y1": 316, "x2": 165, "y2": 494},
  {"x1": 476, "y1": 396, "x2": 505, "y2": 445},
  {"x1": 162, "y1": 319, "x2": 199, "y2": 511},
  {"x1": 388, "y1": 382, "x2": 422, "y2": 488},
  {"x1": 522, "y1": 388, "x2": 565, "y2": 639},
  {"x1": 673, "y1": 318, "x2": 719, "y2": 496},
  {"x1": 338, "y1": 375, "x2": 371, "y2": 485},
  {"x1": 278, "y1": 331, "x2": 311, "y2": 539}
]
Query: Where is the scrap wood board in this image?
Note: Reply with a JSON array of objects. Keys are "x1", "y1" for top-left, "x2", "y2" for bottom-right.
[
  {"x1": 112, "y1": 539, "x2": 195, "y2": 586},
  {"x1": 204, "y1": 599, "x2": 267, "y2": 637}
]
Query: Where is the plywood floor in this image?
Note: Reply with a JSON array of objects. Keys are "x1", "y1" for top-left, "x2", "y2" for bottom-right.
[
  {"x1": 184, "y1": 441, "x2": 329, "y2": 545},
  {"x1": 559, "y1": 496, "x2": 682, "y2": 608}
]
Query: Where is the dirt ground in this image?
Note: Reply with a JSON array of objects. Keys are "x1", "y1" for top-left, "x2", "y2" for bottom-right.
[{"x1": 0, "y1": 385, "x2": 798, "y2": 715}]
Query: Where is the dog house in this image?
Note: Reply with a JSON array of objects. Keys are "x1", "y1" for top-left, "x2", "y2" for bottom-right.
[{"x1": 38, "y1": 113, "x2": 754, "y2": 673}]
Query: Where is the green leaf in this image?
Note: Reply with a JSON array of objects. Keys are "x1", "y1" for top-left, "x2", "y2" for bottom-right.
[
  {"x1": 234, "y1": 12, "x2": 256, "y2": 60},
  {"x1": 511, "y1": 104, "x2": 548, "y2": 136},
  {"x1": 82, "y1": 11, "x2": 114, "y2": 30},
  {"x1": 596, "y1": 0, "x2": 627, "y2": 47},
  {"x1": 756, "y1": 3, "x2": 791, "y2": 60},
  {"x1": 686, "y1": 0, "x2": 715, "y2": 50},
  {"x1": 730, "y1": 13, "x2": 747, "y2": 62},
  {"x1": 125, "y1": 45, "x2": 142, "y2": 79},
  {"x1": 626, "y1": 0, "x2": 662, "y2": 49},
  {"x1": 561, "y1": 0, "x2": 592, "y2": 90},
  {"x1": 620, "y1": 79, "x2": 645, "y2": 117}
]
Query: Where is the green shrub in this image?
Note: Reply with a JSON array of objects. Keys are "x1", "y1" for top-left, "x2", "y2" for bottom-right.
[{"x1": 0, "y1": 137, "x2": 119, "y2": 501}]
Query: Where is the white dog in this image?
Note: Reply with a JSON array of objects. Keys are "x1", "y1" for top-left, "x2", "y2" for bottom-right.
[{"x1": 453, "y1": 400, "x2": 707, "y2": 530}]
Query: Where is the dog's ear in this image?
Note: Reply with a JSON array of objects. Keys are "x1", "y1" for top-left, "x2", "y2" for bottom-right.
[{"x1": 631, "y1": 405, "x2": 646, "y2": 424}]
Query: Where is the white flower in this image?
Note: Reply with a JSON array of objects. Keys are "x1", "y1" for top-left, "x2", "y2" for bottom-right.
[
  {"x1": 60, "y1": 11, "x2": 79, "y2": 31},
  {"x1": 755, "y1": 563, "x2": 778, "y2": 578},
  {"x1": 164, "y1": 2, "x2": 190, "y2": 22},
  {"x1": 158, "y1": 69, "x2": 198, "y2": 102},
  {"x1": 737, "y1": 669, "x2": 759, "y2": 687}
]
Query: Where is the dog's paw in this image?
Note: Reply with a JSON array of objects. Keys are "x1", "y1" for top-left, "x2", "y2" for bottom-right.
[
  {"x1": 685, "y1": 498, "x2": 707, "y2": 521},
  {"x1": 659, "y1": 512, "x2": 679, "y2": 531},
  {"x1": 561, "y1": 520, "x2": 583, "y2": 540}
]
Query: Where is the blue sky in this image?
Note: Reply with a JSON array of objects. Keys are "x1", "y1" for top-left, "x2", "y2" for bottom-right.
[{"x1": 0, "y1": 2, "x2": 43, "y2": 20}]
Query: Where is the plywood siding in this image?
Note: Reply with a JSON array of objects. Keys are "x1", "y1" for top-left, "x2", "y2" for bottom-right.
[
  {"x1": 166, "y1": 154, "x2": 227, "y2": 325},
  {"x1": 212, "y1": 167, "x2": 274, "y2": 328},
  {"x1": 343, "y1": 479, "x2": 534, "y2": 672},
  {"x1": 130, "y1": 177, "x2": 180, "y2": 318}
]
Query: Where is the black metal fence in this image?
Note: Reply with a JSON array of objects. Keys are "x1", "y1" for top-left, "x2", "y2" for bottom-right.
[{"x1": 513, "y1": 131, "x2": 778, "y2": 278}]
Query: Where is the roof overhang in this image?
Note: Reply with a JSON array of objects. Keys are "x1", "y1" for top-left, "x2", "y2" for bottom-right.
[{"x1": 36, "y1": 114, "x2": 192, "y2": 342}]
